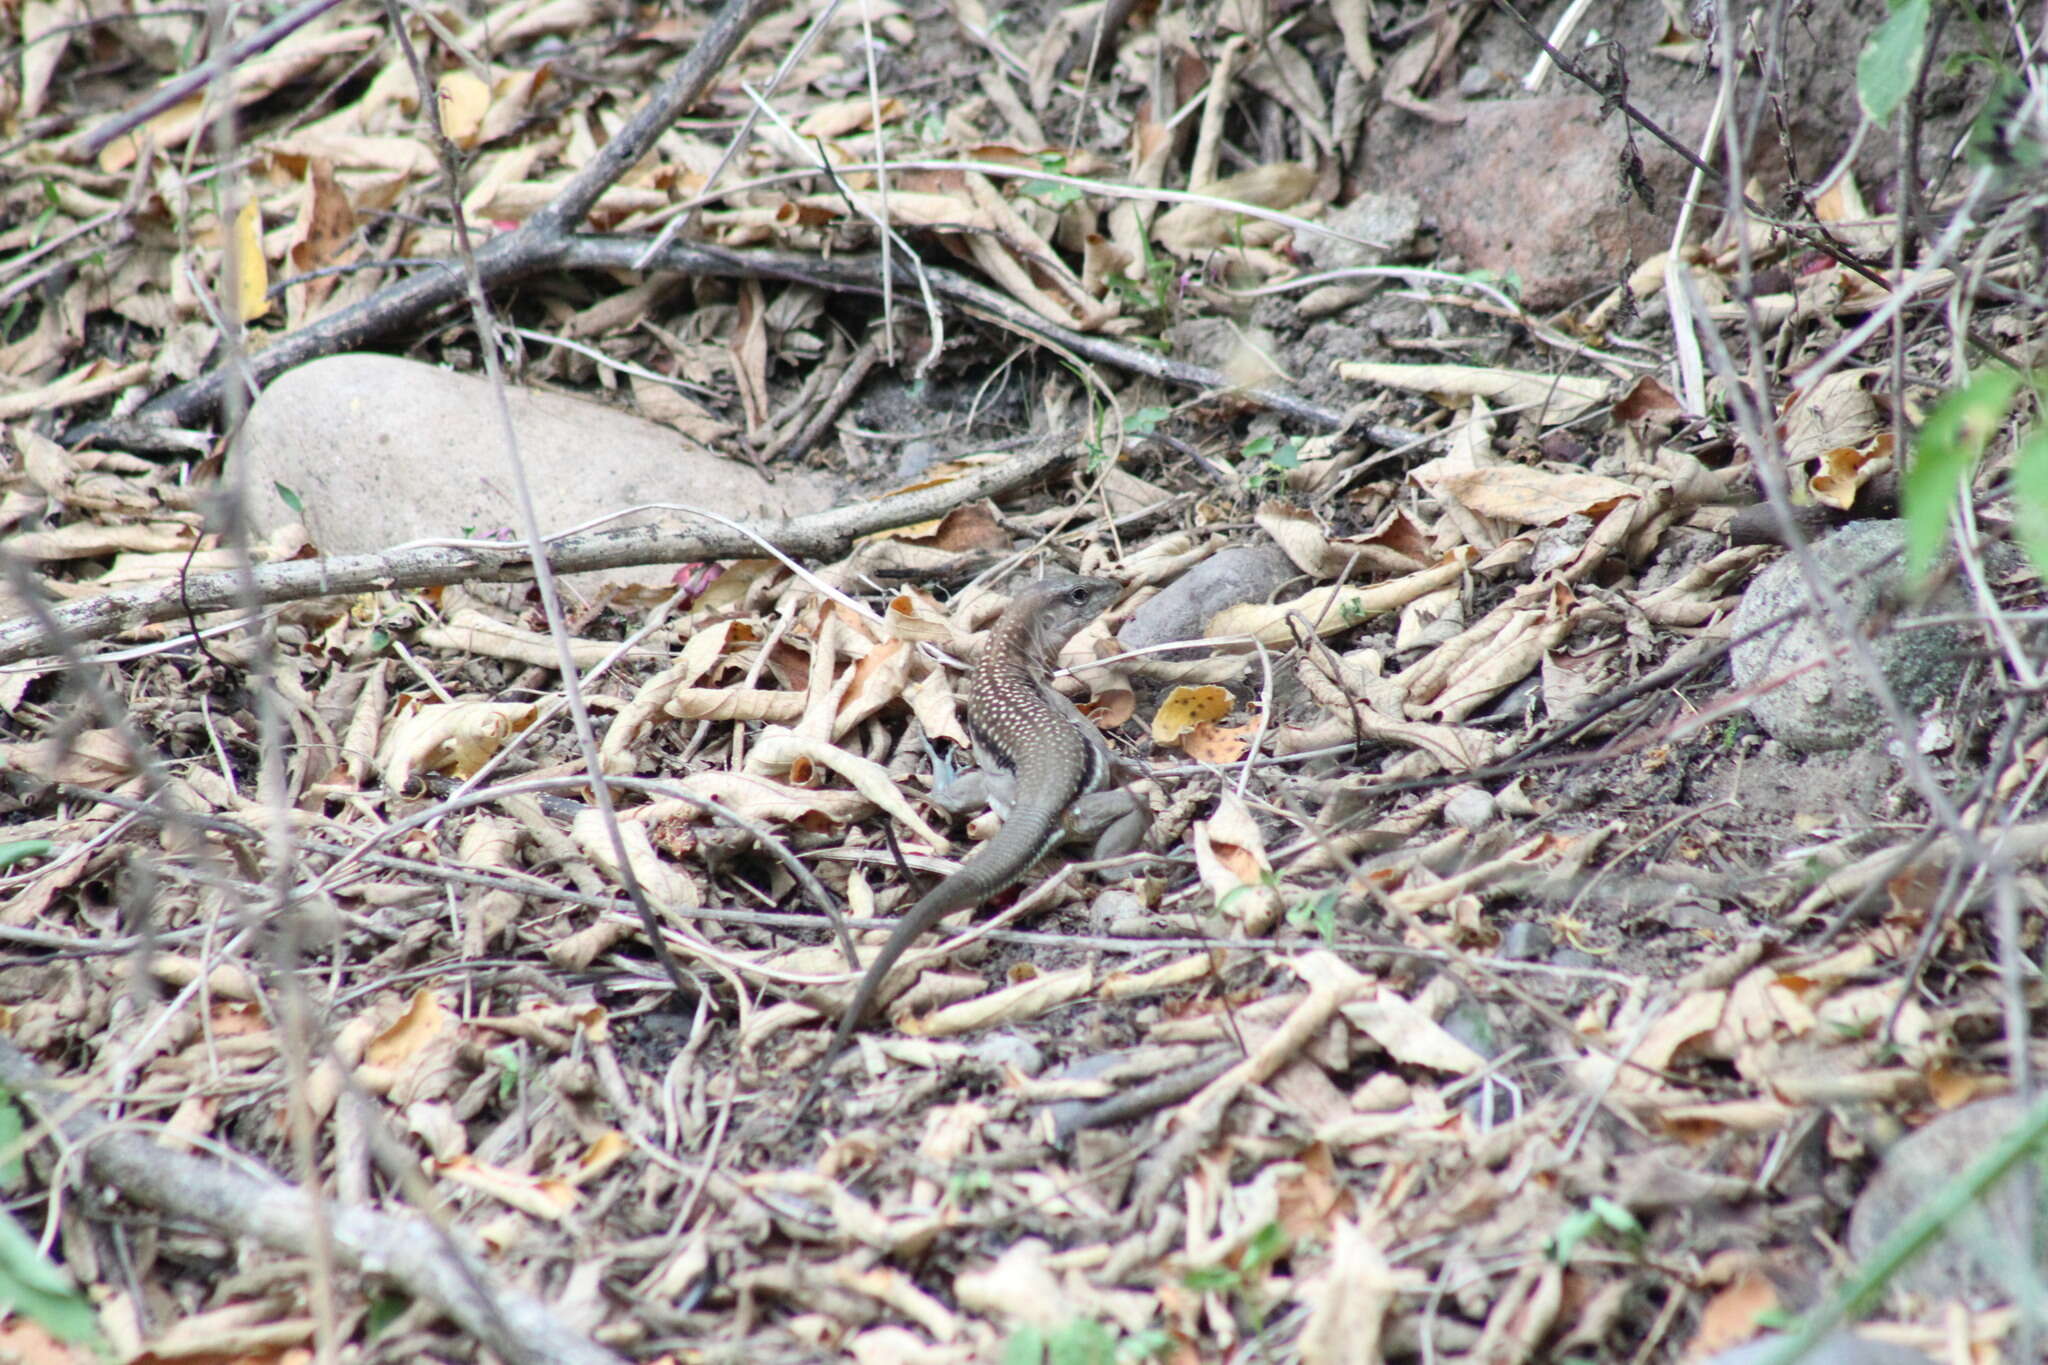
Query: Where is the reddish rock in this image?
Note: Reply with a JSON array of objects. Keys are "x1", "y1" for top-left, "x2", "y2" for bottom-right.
[{"x1": 1366, "y1": 95, "x2": 1709, "y2": 310}]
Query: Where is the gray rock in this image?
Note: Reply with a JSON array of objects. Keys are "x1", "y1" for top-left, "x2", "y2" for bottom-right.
[
  {"x1": 233, "y1": 354, "x2": 836, "y2": 586},
  {"x1": 969, "y1": 1034, "x2": 1044, "y2": 1077},
  {"x1": 1703, "y1": 1334, "x2": 1934, "y2": 1365},
  {"x1": 1299, "y1": 192, "x2": 1424, "y2": 272},
  {"x1": 1729, "y1": 520, "x2": 1999, "y2": 752},
  {"x1": 895, "y1": 439, "x2": 943, "y2": 481},
  {"x1": 1442, "y1": 785, "x2": 1496, "y2": 831},
  {"x1": 1500, "y1": 921, "x2": 1553, "y2": 961},
  {"x1": 1847, "y1": 1095, "x2": 2048, "y2": 1304},
  {"x1": 1121, "y1": 546, "x2": 1298, "y2": 657}
]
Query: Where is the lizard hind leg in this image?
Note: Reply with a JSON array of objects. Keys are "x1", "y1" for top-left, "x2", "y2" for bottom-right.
[{"x1": 1070, "y1": 788, "x2": 1149, "y2": 861}]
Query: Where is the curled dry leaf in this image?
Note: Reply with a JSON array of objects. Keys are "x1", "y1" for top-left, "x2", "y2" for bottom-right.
[
  {"x1": 1296, "y1": 1218, "x2": 1415, "y2": 1365},
  {"x1": 227, "y1": 199, "x2": 269, "y2": 323},
  {"x1": 436, "y1": 70, "x2": 492, "y2": 146},
  {"x1": 664, "y1": 686, "x2": 806, "y2": 724},
  {"x1": 1611, "y1": 374, "x2": 1685, "y2": 427},
  {"x1": 1183, "y1": 715, "x2": 1256, "y2": 764},
  {"x1": 1341, "y1": 989, "x2": 1485, "y2": 1073},
  {"x1": 1193, "y1": 791, "x2": 1278, "y2": 932},
  {"x1": 432, "y1": 1154, "x2": 580, "y2": 1220},
  {"x1": 795, "y1": 95, "x2": 905, "y2": 139},
  {"x1": 1153, "y1": 162, "x2": 1316, "y2": 255},
  {"x1": 1, "y1": 729, "x2": 135, "y2": 789},
  {"x1": 637, "y1": 770, "x2": 880, "y2": 830},
  {"x1": 835, "y1": 637, "x2": 913, "y2": 739},
  {"x1": 746, "y1": 728, "x2": 950, "y2": 851},
  {"x1": 6, "y1": 520, "x2": 199, "y2": 561},
  {"x1": 95, "y1": 25, "x2": 384, "y2": 171},
  {"x1": 571, "y1": 809, "x2": 700, "y2": 909},
  {"x1": 1256, "y1": 500, "x2": 1433, "y2": 578},
  {"x1": 1081, "y1": 687, "x2": 1136, "y2": 729},
  {"x1": 913, "y1": 966, "x2": 1094, "y2": 1037},
  {"x1": 1429, "y1": 466, "x2": 1640, "y2": 528},
  {"x1": 376, "y1": 699, "x2": 537, "y2": 790},
  {"x1": 1776, "y1": 366, "x2": 1886, "y2": 468},
  {"x1": 1337, "y1": 361, "x2": 1610, "y2": 426},
  {"x1": 1209, "y1": 551, "x2": 1472, "y2": 647},
  {"x1": 883, "y1": 589, "x2": 959, "y2": 644},
  {"x1": 1808, "y1": 432, "x2": 1894, "y2": 510}
]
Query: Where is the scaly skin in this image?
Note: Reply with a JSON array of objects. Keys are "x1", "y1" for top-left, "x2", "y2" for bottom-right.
[{"x1": 792, "y1": 574, "x2": 1145, "y2": 1121}]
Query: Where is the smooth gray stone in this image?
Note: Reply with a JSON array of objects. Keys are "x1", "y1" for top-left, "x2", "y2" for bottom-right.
[
  {"x1": 233, "y1": 354, "x2": 837, "y2": 585},
  {"x1": 1704, "y1": 1334, "x2": 1934, "y2": 1365},
  {"x1": 1728, "y1": 520, "x2": 2002, "y2": 752},
  {"x1": 1121, "y1": 546, "x2": 1298, "y2": 658},
  {"x1": 1847, "y1": 1095, "x2": 2048, "y2": 1304}
]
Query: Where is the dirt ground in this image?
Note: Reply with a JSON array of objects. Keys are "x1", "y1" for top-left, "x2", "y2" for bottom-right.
[{"x1": 2, "y1": 0, "x2": 2045, "y2": 1361}]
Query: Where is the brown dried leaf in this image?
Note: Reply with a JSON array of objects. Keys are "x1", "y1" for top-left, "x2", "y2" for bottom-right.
[
  {"x1": 1154, "y1": 163, "x2": 1316, "y2": 255},
  {"x1": 376, "y1": 699, "x2": 538, "y2": 790},
  {"x1": 1209, "y1": 551, "x2": 1473, "y2": 646},
  {"x1": 1429, "y1": 466, "x2": 1640, "y2": 526}
]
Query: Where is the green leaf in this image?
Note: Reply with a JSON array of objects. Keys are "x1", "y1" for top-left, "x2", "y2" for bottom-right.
[
  {"x1": 366, "y1": 1292, "x2": 410, "y2": 1336},
  {"x1": 1047, "y1": 1319, "x2": 1116, "y2": 1365},
  {"x1": 1241, "y1": 1221, "x2": 1290, "y2": 1274},
  {"x1": 1123, "y1": 406, "x2": 1171, "y2": 438},
  {"x1": 0, "y1": 1093, "x2": 20, "y2": 1190},
  {"x1": 0, "y1": 1208, "x2": 106, "y2": 1346},
  {"x1": 1857, "y1": 0, "x2": 1930, "y2": 127},
  {"x1": 1117, "y1": 1329, "x2": 1174, "y2": 1361},
  {"x1": 1004, "y1": 1325, "x2": 1047, "y2": 1365},
  {"x1": 1020, "y1": 179, "x2": 1085, "y2": 208},
  {"x1": 2011, "y1": 428, "x2": 2048, "y2": 585},
  {"x1": 1181, "y1": 1264, "x2": 1240, "y2": 1293},
  {"x1": 1288, "y1": 889, "x2": 1340, "y2": 942},
  {"x1": 1589, "y1": 1195, "x2": 1644, "y2": 1242},
  {"x1": 1901, "y1": 370, "x2": 2023, "y2": 577},
  {"x1": 1547, "y1": 1207, "x2": 1601, "y2": 1265},
  {"x1": 1242, "y1": 434, "x2": 1276, "y2": 459},
  {"x1": 0, "y1": 841, "x2": 53, "y2": 872},
  {"x1": 274, "y1": 481, "x2": 305, "y2": 516}
]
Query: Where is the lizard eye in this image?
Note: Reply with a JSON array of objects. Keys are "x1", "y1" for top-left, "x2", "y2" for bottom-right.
[{"x1": 1067, "y1": 585, "x2": 1090, "y2": 605}]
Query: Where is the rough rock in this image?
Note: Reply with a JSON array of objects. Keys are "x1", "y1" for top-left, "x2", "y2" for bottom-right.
[
  {"x1": 1299, "y1": 191, "x2": 1425, "y2": 272},
  {"x1": 1847, "y1": 1095, "x2": 2047, "y2": 1304},
  {"x1": 233, "y1": 354, "x2": 837, "y2": 586},
  {"x1": 1365, "y1": 94, "x2": 1710, "y2": 308},
  {"x1": 1729, "y1": 520, "x2": 2006, "y2": 753}
]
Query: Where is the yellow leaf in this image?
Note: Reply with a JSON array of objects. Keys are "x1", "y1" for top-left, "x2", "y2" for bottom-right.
[
  {"x1": 1150, "y1": 684, "x2": 1232, "y2": 746},
  {"x1": 437, "y1": 69, "x2": 491, "y2": 147},
  {"x1": 229, "y1": 199, "x2": 269, "y2": 322}
]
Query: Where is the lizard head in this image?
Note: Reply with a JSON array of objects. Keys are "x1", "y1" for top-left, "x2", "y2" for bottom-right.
[{"x1": 1002, "y1": 573, "x2": 1124, "y2": 663}]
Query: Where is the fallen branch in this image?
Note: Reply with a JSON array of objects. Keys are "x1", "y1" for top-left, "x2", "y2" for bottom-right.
[
  {"x1": 0, "y1": 438, "x2": 1073, "y2": 665},
  {"x1": 0, "y1": 1037, "x2": 624, "y2": 1365}
]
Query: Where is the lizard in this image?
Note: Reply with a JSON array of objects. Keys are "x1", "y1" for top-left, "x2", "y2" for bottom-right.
[{"x1": 792, "y1": 574, "x2": 1149, "y2": 1121}]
